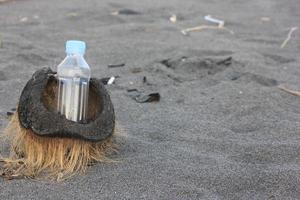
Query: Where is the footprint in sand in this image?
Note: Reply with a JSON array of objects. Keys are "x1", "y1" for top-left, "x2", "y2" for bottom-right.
[
  {"x1": 148, "y1": 50, "x2": 278, "y2": 88},
  {"x1": 149, "y1": 55, "x2": 234, "y2": 83},
  {"x1": 263, "y1": 53, "x2": 295, "y2": 64},
  {"x1": 229, "y1": 72, "x2": 278, "y2": 87}
]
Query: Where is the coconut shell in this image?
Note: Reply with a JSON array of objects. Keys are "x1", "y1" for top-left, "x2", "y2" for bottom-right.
[{"x1": 18, "y1": 68, "x2": 115, "y2": 142}]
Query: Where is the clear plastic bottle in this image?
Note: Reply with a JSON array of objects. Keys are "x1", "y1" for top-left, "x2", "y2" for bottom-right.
[{"x1": 57, "y1": 40, "x2": 91, "y2": 122}]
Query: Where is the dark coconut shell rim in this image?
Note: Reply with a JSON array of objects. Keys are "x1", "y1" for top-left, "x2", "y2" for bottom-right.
[{"x1": 18, "y1": 68, "x2": 115, "y2": 142}]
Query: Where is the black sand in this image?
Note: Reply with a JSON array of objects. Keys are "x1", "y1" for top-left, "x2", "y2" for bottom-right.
[{"x1": 0, "y1": 0, "x2": 300, "y2": 199}]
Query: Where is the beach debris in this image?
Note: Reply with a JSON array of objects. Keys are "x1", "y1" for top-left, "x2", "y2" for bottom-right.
[
  {"x1": 278, "y1": 85, "x2": 300, "y2": 96},
  {"x1": 100, "y1": 76, "x2": 119, "y2": 85},
  {"x1": 107, "y1": 76, "x2": 116, "y2": 85},
  {"x1": 1, "y1": 68, "x2": 116, "y2": 181},
  {"x1": 111, "y1": 9, "x2": 141, "y2": 16},
  {"x1": 108, "y1": 63, "x2": 125, "y2": 68},
  {"x1": 127, "y1": 89, "x2": 160, "y2": 103},
  {"x1": 169, "y1": 14, "x2": 177, "y2": 23},
  {"x1": 181, "y1": 15, "x2": 233, "y2": 35},
  {"x1": 280, "y1": 27, "x2": 298, "y2": 48},
  {"x1": 181, "y1": 25, "x2": 234, "y2": 35},
  {"x1": 204, "y1": 15, "x2": 224, "y2": 27},
  {"x1": 260, "y1": 17, "x2": 270, "y2": 22},
  {"x1": 132, "y1": 92, "x2": 160, "y2": 103}
]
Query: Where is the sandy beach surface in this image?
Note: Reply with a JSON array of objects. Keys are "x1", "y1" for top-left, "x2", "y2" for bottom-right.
[{"x1": 0, "y1": 0, "x2": 300, "y2": 199}]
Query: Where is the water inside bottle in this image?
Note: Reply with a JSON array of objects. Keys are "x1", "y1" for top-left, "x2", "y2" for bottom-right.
[{"x1": 57, "y1": 76, "x2": 89, "y2": 122}]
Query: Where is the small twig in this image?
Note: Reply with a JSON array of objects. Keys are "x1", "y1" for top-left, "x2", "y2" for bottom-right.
[
  {"x1": 181, "y1": 25, "x2": 234, "y2": 35},
  {"x1": 280, "y1": 27, "x2": 298, "y2": 48},
  {"x1": 278, "y1": 85, "x2": 300, "y2": 96}
]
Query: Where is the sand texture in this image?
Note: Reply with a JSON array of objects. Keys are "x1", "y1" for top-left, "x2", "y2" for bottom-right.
[{"x1": 0, "y1": 0, "x2": 300, "y2": 199}]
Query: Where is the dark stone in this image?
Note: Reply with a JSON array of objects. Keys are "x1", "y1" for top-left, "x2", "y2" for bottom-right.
[
  {"x1": 116, "y1": 9, "x2": 141, "y2": 15},
  {"x1": 132, "y1": 92, "x2": 160, "y2": 103},
  {"x1": 6, "y1": 111, "x2": 14, "y2": 116},
  {"x1": 18, "y1": 68, "x2": 115, "y2": 142}
]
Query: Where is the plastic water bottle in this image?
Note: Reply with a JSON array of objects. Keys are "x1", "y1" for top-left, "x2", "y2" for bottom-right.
[{"x1": 57, "y1": 40, "x2": 91, "y2": 122}]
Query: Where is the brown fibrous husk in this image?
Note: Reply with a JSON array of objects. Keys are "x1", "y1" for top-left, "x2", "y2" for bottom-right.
[{"x1": 1, "y1": 113, "x2": 117, "y2": 181}]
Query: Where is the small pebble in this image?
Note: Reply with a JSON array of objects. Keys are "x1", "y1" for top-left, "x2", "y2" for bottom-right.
[{"x1": 6, "y1": 111, "x2": 14, "y2": 116}]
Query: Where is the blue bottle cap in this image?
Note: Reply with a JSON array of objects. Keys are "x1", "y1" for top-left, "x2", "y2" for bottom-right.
[{"x1": 65, "y1": 40, "x2": 86, "y2": 55}]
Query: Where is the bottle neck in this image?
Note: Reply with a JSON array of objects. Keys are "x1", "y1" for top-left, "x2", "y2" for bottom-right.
[{"x1": 66, "y1": 53, "x2": 84, "y2": 57}]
